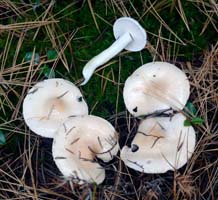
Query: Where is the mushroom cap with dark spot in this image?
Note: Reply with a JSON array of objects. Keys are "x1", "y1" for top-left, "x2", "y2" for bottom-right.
[
  {"x1": 123, "y1": 62, "x2": 190, "y2": 117},
  {"x1": 23, "y1": 78, "x2": 88, "y2": 138},
  {"x1": 120, "y1": 113, "x2": 196, "y2": 173}
]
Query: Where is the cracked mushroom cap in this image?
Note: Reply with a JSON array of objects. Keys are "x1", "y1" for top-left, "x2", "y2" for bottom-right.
[
  {"x1": 23, "y1": 78, "x2": 88, "y2": 138},
  {"x1": 120, "y1": 113, "x2": 196, "y2": 173},
  {"x1": 52, "y1": 115, "x2": 119, "y2": 185},
  {"x1": 123, "y1": 62, "x2": 190, "y2": 117}
]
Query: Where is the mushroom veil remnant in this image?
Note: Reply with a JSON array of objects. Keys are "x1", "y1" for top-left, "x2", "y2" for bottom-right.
[
  {"x1": 80, "y1": 17, "x2": 147, "y2": 85},
  {"x1": 52, "y1": 115, "x2": 119, "y2": 184},
  {"x1": 123, "y1": 62, "x2": 190, "y2": 117},
  {"x1": 23, "y1": 78, "x2": 88, "y2": 138},
  {"x1": 121, "y1": 113, "x2": 196, "y2": 173}
]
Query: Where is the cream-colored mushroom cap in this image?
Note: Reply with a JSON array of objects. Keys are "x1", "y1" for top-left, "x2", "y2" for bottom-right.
[
  {"x1": 23, "y1": 78, "x2": 88, "y2": 138},
  {"x1": 52, "y1": 115, "x2": 119, "y2": 185},
  {"x1": 120, "y1": 113, "x2": 196, "y2": 173},
  {"x1": 123, "y1": 62, "x2": 190, "y2": 117}
]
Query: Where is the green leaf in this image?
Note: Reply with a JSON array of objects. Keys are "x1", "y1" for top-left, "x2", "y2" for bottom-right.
[
  {"x1": 35, "y1": 0, "x2": 40, "y2": 4},
  {"x1": 33, "y1": 0, "x2": 41, "y2": 10},
  {"x1": 185, "y1": 101, "x2": 197, "y2": 116},
  {"x1": 184, "y1": 119, "x2": 192, "y2": 127},
  {"x1": 191, "y1": 117, "x2": 204, "y2": 125},
  {"x1": 24, "y1": 52, "x2": 40, "y2": 65},
  {"x1": 40, "y1": 64, "x2": 55, "y2": 78},
  {"x1": 0, "y1": 131, "x2": 6, "y2": 145},
  {"x1": 184, "y1": 102, "x2": 204, "y2": 126},
  {"x1": 47, "y1": 49, "x2": 58, "y2": 60},
  {"x1": 184, "y1": 117, "x2": 204, "y2": 127}
]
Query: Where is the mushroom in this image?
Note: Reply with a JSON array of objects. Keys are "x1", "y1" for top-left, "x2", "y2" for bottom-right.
[
  {"x1": 120, "y1": 113, "x2": 196, "y2": 173},
  {"x1": 23, "y1": 78, "x2": 88, "y2": 138},
  {"x1": 80, "y1": 17, "x2": 147, "y2": 85},
  {"x1": 52, "y1": 115, "x2": 119, "y2": 184},
  {"x1": 123, "y1": 62, "x2": 190, "y2": 117}
]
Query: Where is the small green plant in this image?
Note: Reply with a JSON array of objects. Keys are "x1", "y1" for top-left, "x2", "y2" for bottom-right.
[
  {"x1": 46, "y1": 49, "x2": 58, "y2": 60},
  {"x1": 0, "y1": 130, "x2": 6, "y2": 145},
  {"x1": 184, "y1": 102, "x2": 204, "y2": 126},
  {"x1": 185, "y1": 101, "x2": 197, "y2": 115},
  {"x1": 39, "y1": 64, "x2": 55, "y2": 78},
  {"x1": 24, "y1": 52, "x2": 40, "y2": 65}
]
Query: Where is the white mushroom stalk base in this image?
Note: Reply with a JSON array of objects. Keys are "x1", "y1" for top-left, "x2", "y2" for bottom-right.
[
  {"x1": 120, "y1": 113, "x2": 196, "y2": 173},
  {"x1": 23, "y1": 78, "x2": 88, "y2": 138},
  {"x1": 52, "y1": 115, "x2": 119, "y2": 185}
]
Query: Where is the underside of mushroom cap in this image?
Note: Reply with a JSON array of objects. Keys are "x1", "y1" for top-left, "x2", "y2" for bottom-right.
[
  {"x1": 23, "y1": 78, "x2": 88, "y2": 138},
  {"x1": 120, "y1": 113, "x2": 196, "y2": 173},
  {"x1": 52, "y1": 115, "x2": 119, "y2": 184},
  {"x1": 123, "y1": 62, "x2": 190, "y2": 117}
]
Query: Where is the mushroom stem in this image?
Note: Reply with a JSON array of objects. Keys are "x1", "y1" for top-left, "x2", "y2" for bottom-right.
[{"x1": 80, "y1": 32, "x2": 132, "y2": 85}]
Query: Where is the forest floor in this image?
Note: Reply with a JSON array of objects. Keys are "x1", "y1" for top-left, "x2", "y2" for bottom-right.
[{"x1": 0, "y1": 0, "x2": 217, "y2": 199}]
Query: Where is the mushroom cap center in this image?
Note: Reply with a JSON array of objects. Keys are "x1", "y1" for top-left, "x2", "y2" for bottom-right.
[
  {"x1": 67, "y1": 136, "x2": 100, "y2": 161},
  {"x1": 134, "y1": 121, "x2": 166, "y2": 148},
  {"x1": 51, "y1": 98, "x2": 66, "y2": 113},
  {"x1": 44, "y1": 98, "x2": 67, "y2": 118}
]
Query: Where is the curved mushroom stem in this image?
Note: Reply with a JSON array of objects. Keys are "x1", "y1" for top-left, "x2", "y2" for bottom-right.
[{"x1": 80, "y1": 32, "x2": 132, "y2": 85}]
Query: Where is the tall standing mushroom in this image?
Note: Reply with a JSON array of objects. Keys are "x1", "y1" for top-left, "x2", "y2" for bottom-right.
[
  {"x1": 123, "y1": 62, "x2": 190, "y2": 117},
  {"x1": 23, "y1": 78, "x2": 88, "y2": 138},
  {"x1": 120, "y1": 113, "x2": 196, "y2": 173},
  {"x1": 52, "y1": 115, "x2": 119, "y2": 184},
  {"x1": 80, "y1": 17, "x2": 147, "y2": 85}
]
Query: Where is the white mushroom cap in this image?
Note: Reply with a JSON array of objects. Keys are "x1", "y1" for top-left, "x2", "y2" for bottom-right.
[
  {"x1": 52, "y1": 115, "x2": 119, "y2": 185},
  {"x1": 113, "y1": 17, "x2": 147, "y2": 52},
  {"x1": 23, "y1": 78, "x2": 88, "y2": 138},
  {"x1": 123, "y1": 62, "x2": 190, "y2": 117},
  {"x1": 120, "y1": 113, "x2": 196, "y2": 173}
]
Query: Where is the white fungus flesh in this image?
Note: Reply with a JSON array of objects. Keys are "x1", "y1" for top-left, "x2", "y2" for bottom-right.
[
  {"x1": 120, "y1": 113, "x2": 196, "y2": 173},
  {"x1": 23, "y1": 78, "x2": 88, "y2": 138},
  {"x1": 123, "y1": 62, "x2": 190, "y2": 117},
  {"x1": 52, "y1": 115, "x2": 119, "y2": 185}
]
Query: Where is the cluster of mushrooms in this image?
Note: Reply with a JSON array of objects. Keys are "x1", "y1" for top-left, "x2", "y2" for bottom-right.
[
  {"x1": 22, "y1": 17, "x2": 196, "y2": 185},
  {"x1": 121, "y1": 62, "x2": 196, "y2": 173},
  {"x1": 23, "y1": 78, "x2": 119, "y2": 184}
]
